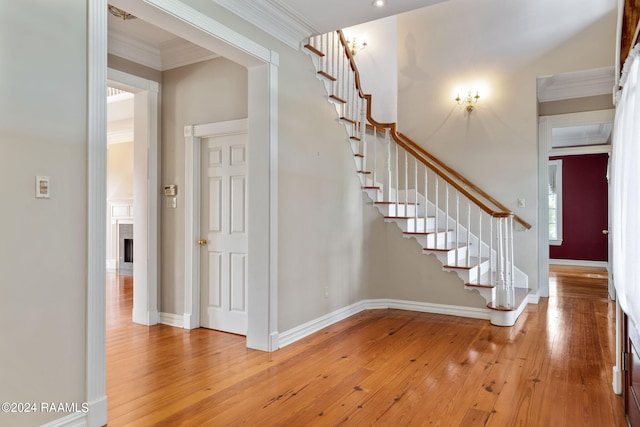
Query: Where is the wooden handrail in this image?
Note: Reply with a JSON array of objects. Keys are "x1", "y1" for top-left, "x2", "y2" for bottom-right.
[{"x1": 335, "y1": 30, "x2": 532, "y2": 230}]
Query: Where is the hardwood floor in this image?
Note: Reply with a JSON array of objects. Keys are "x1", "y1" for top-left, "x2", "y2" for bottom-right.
[{"x1": 106, "y1": 267, "x2": 625, "y2": 426}]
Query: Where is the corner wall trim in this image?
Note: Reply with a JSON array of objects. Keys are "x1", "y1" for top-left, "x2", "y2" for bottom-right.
[
  {"x1": 277, "y1": 299, "x2": 492, "y2": 349},
  {"x1": 159, "y1": 312, "x2": 185, "y2": 328}
]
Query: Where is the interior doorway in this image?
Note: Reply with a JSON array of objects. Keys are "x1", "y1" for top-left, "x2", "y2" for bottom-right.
[
  {"x1": 537, "y1": 109, "x2": 614, "y2": 298},
  {"x1": 107, "y1": 69, "x2": 160, "y2": 326}
]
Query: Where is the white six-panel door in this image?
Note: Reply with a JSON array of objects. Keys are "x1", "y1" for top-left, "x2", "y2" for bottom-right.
[{"x1": 200, "y1": 132, "x2": 248, "y2": 335}]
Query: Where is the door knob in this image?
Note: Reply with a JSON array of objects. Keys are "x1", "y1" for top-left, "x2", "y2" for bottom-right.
[
  {"x1": 198, "y1": 239, "x2": 208, "y2": 246},
  {"x1": 602, "y1": 230, "x2": 609, "y2": 235}
]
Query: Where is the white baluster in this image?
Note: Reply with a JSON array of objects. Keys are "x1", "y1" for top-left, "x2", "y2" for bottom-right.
[
  {"x1": 497, "y1": 217, "x2": 504, "y2": 307},
  {"x1": 489, "y1": 216, "x2": 494, "y2": 287},
  {"x1": 395, "y1": 142, "x2": 399, "y2": 213},
  {"x1": 384, "y1": 129, "x2": 390, "y2": 201},
  {"x1": 361, "y1": 101, "x2": 366, "y2": 176},
  {"x1": 434, "y1": 177, "x2": 439, "y2": 247},
  {"x1": 466, "y1": 201, "x2": 471, "y2": 269},
  {"x1": 404, "y1": 150, "x2": 409, "y2": 218},
  {"x1": 445, "y1": 183, "x2": 449, "y2": 250},
  {"x1": 373, "y1": 118, "x2": 377, "y2": 188},
  {"x1": 424, "y1": 165, "x2": 429, "y2": 235},
  {"x1": 455, "y1": 192, "x2": 460, "y2": 266},
  {"x1": 509, "y1": 215, "x2": 515, "y2": 307},
  {"x1": 414, "y1": 157, "x2": 418, "y2": 224},
  {"x1": 478, "y1": 209, "x2": 482, "y2": 285}
]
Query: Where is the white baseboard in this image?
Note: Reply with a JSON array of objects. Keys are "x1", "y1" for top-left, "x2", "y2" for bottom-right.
[
  {"x1": 549, "y1": 259, "x2": 607, "y2": 267},
  {"x1": 40, "y1": 412, "x2": 87, "y2": 427},
  {"x1": 528, "y1": 292, "x2": 541, "y2": 304},
  {"x1": 40, "y1": 396, "x2": 106, "y2": 427},
  {"x1": 278, "y1": 301, "x2": 367, "y2": 348},
  {"x1": 87, "y1": 396, "x2": 107, "y2": 427},
  {"x1": 159, "y1": 312, "x2": 185, "y2": 328},
  {"x1": 277, "y1": 298, "x2": 492, "y2": 349}
]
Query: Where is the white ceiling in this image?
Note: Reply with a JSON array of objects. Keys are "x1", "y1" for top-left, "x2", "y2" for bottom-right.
[
  {"x1": 552, "y1": 123, "x2": 612, "y2": 148},
  {"x1": 107, "y1": 0, "x2": 447, "y2": 65}
]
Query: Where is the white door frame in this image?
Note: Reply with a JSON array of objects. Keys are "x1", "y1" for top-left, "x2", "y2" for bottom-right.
[
  {"x1": 107, "y1": 68, "x2": 160, "y2": 327},
  {"x1": 88, "y1": 1, "x2": 279, "y2": 425},
  {"x1": 537, "y1": 109, "x2": 614, "y2": 298}
]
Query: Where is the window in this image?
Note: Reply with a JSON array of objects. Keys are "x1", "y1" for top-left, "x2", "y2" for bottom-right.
[{"x1": 548, "y1": 159, "x2": 562, "y2": 245}]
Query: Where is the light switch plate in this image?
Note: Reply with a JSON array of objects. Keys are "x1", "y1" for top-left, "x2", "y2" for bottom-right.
[{"x1": 36, "y1": 176, "x2": 50, "y2": 199}]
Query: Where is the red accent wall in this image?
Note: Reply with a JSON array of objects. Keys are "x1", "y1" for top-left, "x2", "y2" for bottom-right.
[{"x1": 549, "y1": 153, "x2": 609, "y2": 261}]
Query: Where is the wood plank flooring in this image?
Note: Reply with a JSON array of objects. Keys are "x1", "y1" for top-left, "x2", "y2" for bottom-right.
[{"x1": 106, "y1": 267, "x2": 626, "y2": 426}]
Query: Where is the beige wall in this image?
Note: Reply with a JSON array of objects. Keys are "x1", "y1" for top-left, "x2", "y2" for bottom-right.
[
  {"x1": 0, "y1": 2, "x2": 87, "y2": 426},
  {"x1": 397, "y1": 0, "x2": 617, "y2": 293},
  {"x1": 539, "y1": 94, "x2": 614, "y2": 116}
]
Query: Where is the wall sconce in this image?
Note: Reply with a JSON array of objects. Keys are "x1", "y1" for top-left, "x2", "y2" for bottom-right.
[
  {"x1": 347, "y1": 37, "x2": 367, "y2": 56},
  {"x1": 455, "y1": 91, "x2": 480, "y2": 112}
]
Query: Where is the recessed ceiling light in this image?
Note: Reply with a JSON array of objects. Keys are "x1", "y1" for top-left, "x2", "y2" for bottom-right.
[{"x1": 372, "y1": 0, "x2": 386, "y2": 7}]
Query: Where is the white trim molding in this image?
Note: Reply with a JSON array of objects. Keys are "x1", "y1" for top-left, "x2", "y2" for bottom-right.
[
  {"x1": 213, "y1": 0, "x2": 316, "y2": 49},
  {"x1": 89, "y1": 3, "x2": 281, "y2": 427},
  {"x1": 549, "y1": 259, "x2": 608, "y2": 268},
  {"x1": 538, "y1": 109, "x2": 615, "y2": 298},
  {"x1": 87, "y1": 0, "x2": 108, "y2": 425},
  {"x1": 107, "y1": 68, "x2": 161, "y2": 328},
  {"x1": 537, "y1": 66, "x2": 615, "y2": 102},
  {"x1": 159, "y1": 312, "x2": 186, "y2": 328},
  {"x1": 41, "y1": 412, "x2": 87, "y2": 427}
]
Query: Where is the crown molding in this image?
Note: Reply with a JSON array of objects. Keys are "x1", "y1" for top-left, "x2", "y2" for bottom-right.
[
  {"x1": 213, "y1": 0, "x2": 316, "y2": 49},
  {"x1": 109, "y1": 30, "x2": 162, "y2": 70},
  {"x1": 108, "y1": 29, "x2": 219, "y2": 71},
  {"x1": 537, "y1": 66, "x2": 615, "y2": 102}
]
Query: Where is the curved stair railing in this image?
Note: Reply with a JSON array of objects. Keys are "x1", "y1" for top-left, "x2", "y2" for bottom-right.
[{"x1": 305, "y1": 30, "x2": 532, "y2": 319}]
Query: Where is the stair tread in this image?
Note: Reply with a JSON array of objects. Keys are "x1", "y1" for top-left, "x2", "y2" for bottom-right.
[
  {"x1": 350, "y1": 136, "x2": 361, "y2": 141},
  {"x1": 317, "y1": 70, "x2": 336, "y2": 81},
  {"x1": 375, "y1": 201, "x2": 421, "y2": 205},
  {"x1": 423, "y1": 243, "x2": 467, "y2": 252},
  {"x1": 340, "y1": 116, "x2": 357, "y2": 124},
  {"x1": 386, "y1": 215, "x2": 428, "y2": 219},
  {"x1": 330, "y1": 94, "x2": 347, "y2": 104},
  {"x1": 444, "y1": 256, "x2": 489, "y2": 269},
  {"x1": 465, "y1": 282, "x2": 496, "y2": 289},
  {"x1": 357, "y1": 170, "x2": 372, "y2": 174},
  {"x1": 404, "y1": 229, "x2": 450, "y2": 235},
  {"x1": 487, "y1": 288, "x2": 530, "y2": 311},
  {"x1": 354, "y1": 153, "x2": 364, "y2": 158},
  {"x1": 363, "y1": 186, "x2": 380, "y2": 189},
  {"x1": 304, "y1": 44, "x2": 324, "y2": 57}
]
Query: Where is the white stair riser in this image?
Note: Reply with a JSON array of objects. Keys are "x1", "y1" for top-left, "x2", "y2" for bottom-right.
[
  {"x1": 444, "y1": 259, "x2": 490, "y2": 283},
  {"x1": 466, "y1": 286, "x2": 496, "y2": 302},
  {"x1": 406, "y1": 232, "x2": 452, "y2": 248},
  {"x1": 375, "y1": 204, "x2": 419, "y2": 217}
]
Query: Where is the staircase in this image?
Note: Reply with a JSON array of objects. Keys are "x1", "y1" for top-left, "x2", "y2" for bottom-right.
[{"x1": 304, "y1": 31, "x2": 533, "y2": 327}]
